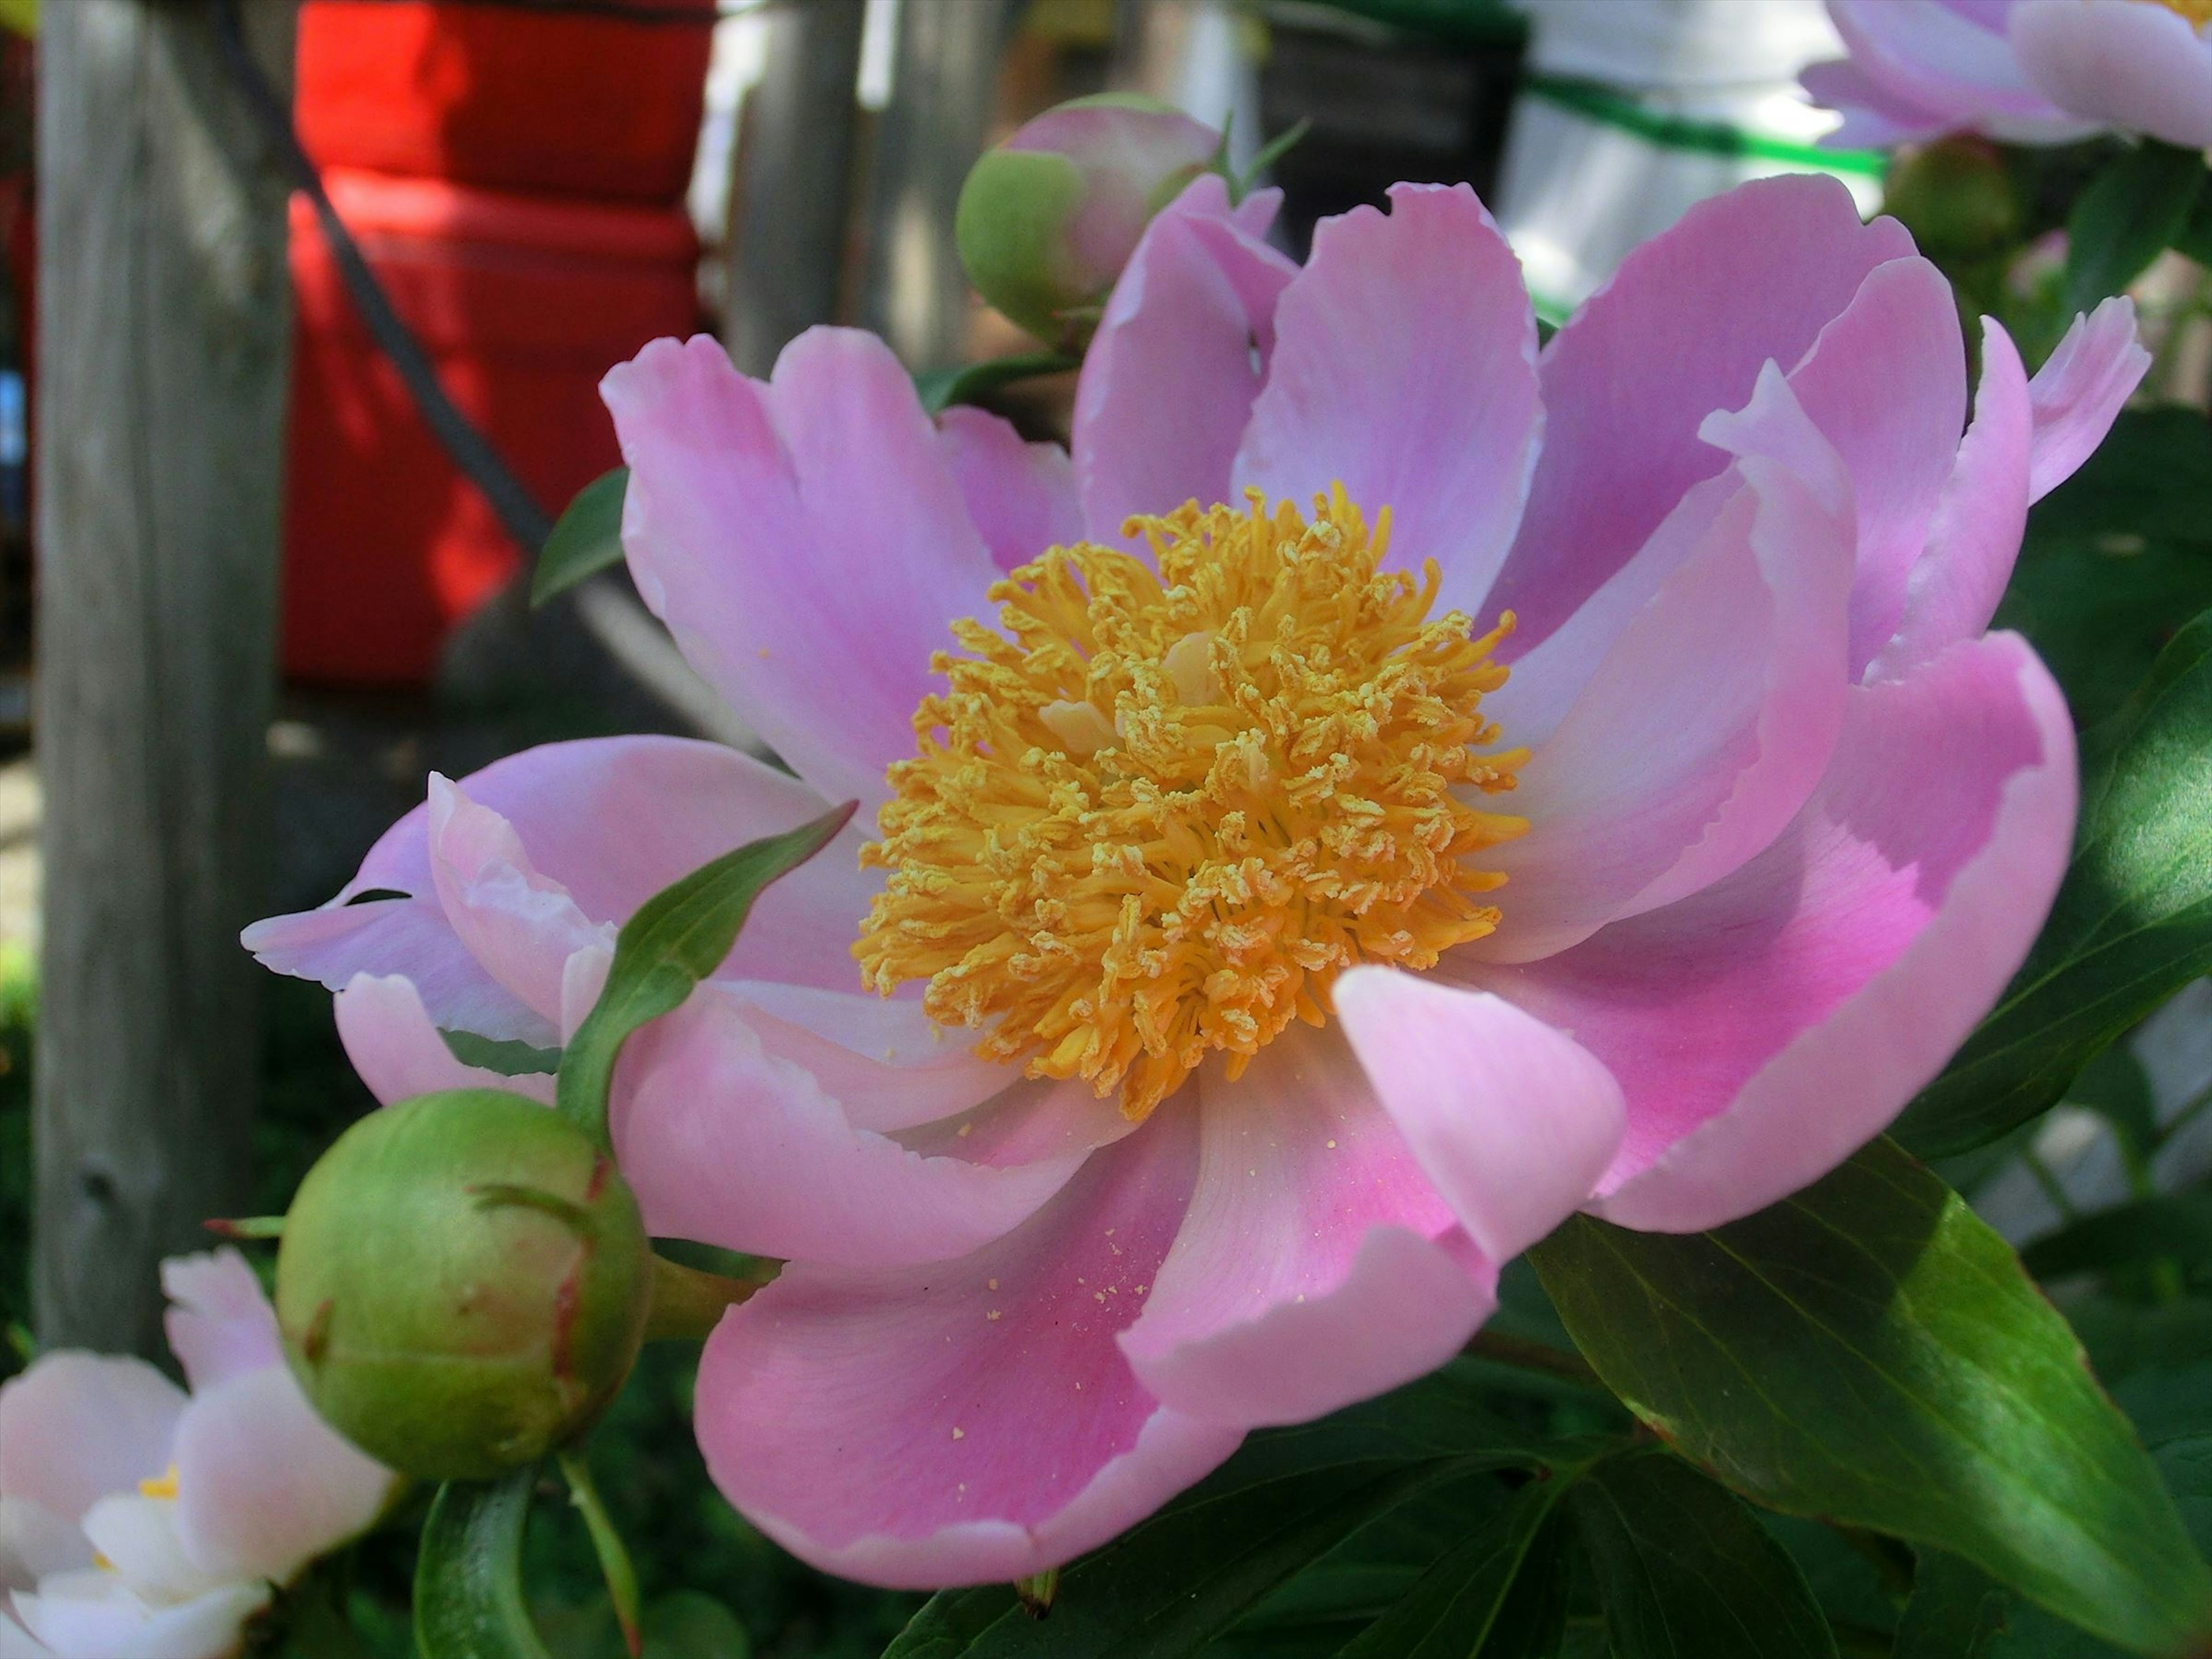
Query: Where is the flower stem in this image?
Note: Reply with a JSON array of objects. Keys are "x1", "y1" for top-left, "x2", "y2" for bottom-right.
[{"x1": 558, "y1": 1449, "x2": 641, "y2": 1659}]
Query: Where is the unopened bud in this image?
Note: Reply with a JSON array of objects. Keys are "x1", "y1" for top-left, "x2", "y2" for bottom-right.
[
  {"x1": 274, "y1": 1090, "x2": 652, "y2": 1482},
  {"x1": 1883, "y1": 136, "x2": 2021, "y2": 262},
  {"x1": 957, "y1": 94, "x2": 1220, "y2": 348}
]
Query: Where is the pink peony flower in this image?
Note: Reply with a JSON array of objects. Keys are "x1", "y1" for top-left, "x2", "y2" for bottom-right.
[
  {"x1": 0, "y1": 1252, "x2": 397, "y2": 1658},
  {"x1": 1804, "y1": 0, "x2": 2212, "y2": 150},
  {"x1": 248, "y1": 173, "x2": 2147, "y2": 1588}
]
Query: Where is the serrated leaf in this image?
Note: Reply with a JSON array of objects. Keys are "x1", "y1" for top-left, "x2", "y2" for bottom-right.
[
  {"x1": 882, "y1": 1365, "x2": 1550, "y2": 1659},
  {"x1": 1333, "y1": 1473, "x2": 1574, "y2": 1659},
  {"x1": 1896, "y1": 608, "x2": 2212, "y2": 1157},
  {"x1": 1528, "y1": 1139, "x2": 2212, "y2": 1656},
  {"x1": 531, "y1": 467, "x2": 628, "y2": 606},
  {"x1": 556, "y1": 805, "x2": 854, "y2": 1147},
  {"x1": 913, "y1": 351, "x2": 1079, "y2": 417},
  {"x1": 1571, "y1": 1450, "x2": 1836, "y2": 1659},
  {"x1": 414, "y1": 1472, "x2": 553, "y2": 1659},
  {"x1": 2064, "y1": 143, "x2": 2207, "y2": 313}
]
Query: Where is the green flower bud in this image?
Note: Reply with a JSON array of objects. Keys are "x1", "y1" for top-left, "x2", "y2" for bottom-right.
[
  {"x1": 274, "y1": 1090, "x2": 653, "y2": 1482},
  {"x1": 1883, "y1": 137, "x2": 2022, "y2": 263},
  {"x1": 956, "y1": 93, "x2": 1220, "y2": 348}
]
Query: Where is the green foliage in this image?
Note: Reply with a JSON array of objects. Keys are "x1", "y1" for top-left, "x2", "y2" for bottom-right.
[
  {"x1": 531, "y1": 468, "x2": 630, "y2": 607},
  {"x1": 2063, "y1": 143, "x2": 2209, "y2": 315},
  {"x1": 1528, "y1": 1139, "x2": 2212, "y2": 1656},
  {"x1": 1334, "y1": 1474, "x2": 1574, "y2": 1658},
  {"x1": 416, "y1": 1472, "x2": 556, "y2": 1659},
  {"x1": 912, "y1": 351, "x2": 1080, "y2": 418}
]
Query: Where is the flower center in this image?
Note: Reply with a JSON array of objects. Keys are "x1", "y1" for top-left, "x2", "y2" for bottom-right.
[
  {"x1": 855, "y1": 487, "x2": 1526, "y2": 1120},
  {"x1": 2152, "y1": 0, "x2": 2212, "y2": 25}
]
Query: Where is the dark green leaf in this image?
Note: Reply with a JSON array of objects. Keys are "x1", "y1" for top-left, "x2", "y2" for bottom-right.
[
  {"x1": 2064, "y1": 143, "x2": 2207, "y2": 313},
  {"x1": 2175, "y1": 189, "x2": 2212, "y2": 268},
  {"x1": 556, "y1": 805, "x2": 854, "y2": 1147},
  {"x1": 1896, "y1": 1554, "x2": 2009, "y2": 1659},
  {"x1": 1571, "y1": 1449, "x2": 1836, "y2": 1659},
  {"x1": 441, "y1": 1029, "x2": 560, "y2": 1077},
  {"x1": 1335, "y1": 1473, "x2": 1574, "y2": 1658},
  {"x1": 531, "y1": 467, "x2": 628, "y2": 606},
  {"x1": 2067, "y1": 1047, "x2": 2160, "y2": 1161},
  {"x1": 882, "y1": 1364, "x2": 1551, "y2": 1659},
  {"x1": 913, "y1": 351, "x2": 1078, "y2": 417},
  {"x1": 414, "y1": 1472, "x2": 553, "y2": 1659},
  {"x1": 2022, "y1": 1191, "x2": 2212, "y2": 1281},
  {"x1": 1896, "y1": 608, "x2": 2212, "y2": 1157},
  {"x1": 641, "y1": 1592, "x2": 750, "y2": 1659},
  {"x1": 1528, "y1": 1139, "x2": 2212, "y2": 1656}
]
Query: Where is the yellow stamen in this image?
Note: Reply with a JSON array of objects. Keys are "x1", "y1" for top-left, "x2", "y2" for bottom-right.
[
  {"x1": 2152, "y1": 0, "x2": 2211, "y2": 26},
  {"x1": 856, "y1": 486, "x2": 1527, "y2": 1120},
  {"x1": 138, "y1": 1464, "x2": 180, "y2": 1501}
]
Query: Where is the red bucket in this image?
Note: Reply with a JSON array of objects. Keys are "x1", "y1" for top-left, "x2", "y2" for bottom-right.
[
  {"x1": 282, "y1": 168, "x2": 702, "y2": 685},
  {"x1": 297, "y1": 0, "x2": 718, "y2": 205}
]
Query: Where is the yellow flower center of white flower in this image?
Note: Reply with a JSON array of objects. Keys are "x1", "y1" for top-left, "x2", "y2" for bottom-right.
[
  {"x1": 137, "y1": 1465, "x2": 180, "y2": 1501},
  {"x1": 856, "y1": 487, "x2": 1526, "y2": 1121},
  {"x1": 2151, "y1": 0, "x2": 2212, "y2": 26}
]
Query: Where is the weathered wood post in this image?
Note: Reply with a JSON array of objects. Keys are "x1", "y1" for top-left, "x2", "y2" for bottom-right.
[
  {"x1": 858, "y1": 0, "x2": 1014, "y2": 370},
  {"x1": 721, "y1": 0, "x2": 867, "y2": 378},
  {"x1": 35, "y1": 0, "x2": 298, "y2": 1354}
]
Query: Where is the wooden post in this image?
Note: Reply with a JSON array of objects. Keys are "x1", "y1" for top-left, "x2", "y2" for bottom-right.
[
  {"x1": 35, "y1": 0, "x2": 298, "y2": 1355},
  {"x1": 858, "y1": 0, "x2": 1013, "y2": 371},
  {"x1": 721, "y1": 0, "x2": 867, "y2": 378}
]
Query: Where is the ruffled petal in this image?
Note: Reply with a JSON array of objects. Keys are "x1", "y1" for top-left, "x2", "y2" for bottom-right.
[
  {"x1": 171, "y1": 1368, "x2": 396, "y2": 1585},
  {"x1": 1800, "y1": 56, "x2": 1961, "y2": 147},
  {"x1": 692, "y1": 1112, "x2": 1241, "y2": 1588},
  {"x1": 1334, "y1": 972, "x2": 1627, "y2": 1264},
  {"x1": 603, "y1": 331, "x2": 1002, "y2": 808},
  {"x1": 2012, "y1": 0, "x2": 2212, "y2": 149},
  {"x1": 0, "y1": 1357, "x2": 181, "y2": 1524},
  {"x1": 1231, "y1": 183, "x2": 1541, "y2": 616},
  {"x1": 334, "y1": 973, "x2": 556, "y2": 1107},
  {"x1": 1117, "y1": 1023, "x2": 1495, "y2": 1430},
  {"x1": 2025, "y1": 296, "x2": 2152, "y2": 503},
  {"x1": 1872, "y1": 319, "x2": 2034, "y2": 679},
  {"x1": 1475, "y1": 391, "x2": 1857, "y2": 962},
  {"x1": 78, "y1": 1498, "x2": 223, "y2": 1604},
  {"x1": 12, "y1": 1575, "x2": 266, "y2": 1659},
  {"x1": 1470, "y1": 632, "x2": 2075, "y2": 1232},
  {"x1": 159, "y1": 1251, "x2": 281, "y2": 1395},
  {"x1": 937, "y1": 406, "x2": 1084, "y2": 573},
  {"x1": 611, "y1": 984, "x2": 1093, "y2": 1268},
  {"x1": 1073, "y1": 174, "x2": 1300, "y2": 542},
  {"x1": 1486, "y1": 175, "x2": 1913, "y2": 650},
  {"x1": 1827, "y1": 0, "x2": 2098, "y2": 140}
]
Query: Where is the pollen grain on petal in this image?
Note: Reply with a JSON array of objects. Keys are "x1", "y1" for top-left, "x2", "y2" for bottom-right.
[{"x1": 857, "y1": 486, "x2": 1525, "y2": 1120}]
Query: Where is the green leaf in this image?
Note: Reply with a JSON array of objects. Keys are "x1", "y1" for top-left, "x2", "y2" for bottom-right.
[
  {"x1": 914, "y1": 351, "x2": 1080, "y2": 417},
  {"x1": 1528, "y1": 1139, "x2": 2212, "y2": 1656},
  {"x1": 641, "y1": 1593, "x2": 750, "y2": 1659},
  {"x1": 1896, "y1": 607, "x2": 2212, "y2": 1157},
  {"x1": 1571, "y1": 1449, "x2": 1836, "y2": 1659},
  {"x1": 2022, "y1": 1191, "x2": 2212, "y2": 1281},
  {"x1": 1895, "y1": 1554, "x2": 2009, "y2": 1659},
  {"x1": 882, "y1": 1364, "x2": 1551, "y2": 1659},
  {"x1": 555, "y1": 805, "x2": 854, "y2": 1147},
  {"x1": 441, "y1": 1029, "x2": 560, "y2": 1077},
  {"x1": 2064, "y1": 142, "x2": 2207, "y2": 313},
  {"x1": 1334, "y1": 1474, "x2": 1574, "y2": 1659},
  {"x1": 531, "y1": 467, "x2": 628, "y2": 606},
  {"x1": 414, "y1": 1472, "x2": 554, "y2": 1659}
]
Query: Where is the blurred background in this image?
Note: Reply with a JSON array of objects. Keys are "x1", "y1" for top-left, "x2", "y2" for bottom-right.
[{"x1": 0, "y1": 1, "x2": 2207, "y2": 1653}]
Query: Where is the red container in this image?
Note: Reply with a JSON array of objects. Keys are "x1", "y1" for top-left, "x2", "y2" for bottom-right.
[
  {"x1": 283, "y1": 168, "x2": 701, "y2": 684},
  {"x1": 297, "y1": 0, "x2": 717, "y2": 204}
]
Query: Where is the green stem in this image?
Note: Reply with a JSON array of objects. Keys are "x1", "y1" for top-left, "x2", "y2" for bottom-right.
[
  {"x1": 1462, "y1": 1330, "x2": 1607, "y2": 1392},
  {"x1": 558, "y1": 1450, "x2": 642, "y2": 1659},
  {"x1": 642, "y1": 1253, "x2": 761, "y2": 1344}
]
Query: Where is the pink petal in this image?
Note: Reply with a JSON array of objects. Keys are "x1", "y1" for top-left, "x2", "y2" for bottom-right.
[
  {"x1": 334, "y1": 973, "x2": 556, "y2": 1107},
  {"x1": 1117, "y1": 1024, "x2": 1493, "y2": 1430},
  {"x1": 1782, "y1": 257, "x2": 1968, "y2": 673},
  {"x1": 612, "y1": 984, "x2": 1092, "y2": 1268},
  {"x1": 0, "y1": 1357, "x2": 181, "y2": 1524},
  {"x1": 171, "y1": 1368, "x2": 396, "y2": 1585},
  {"x1": 1828, "y1": 0, "x2": 2099, "y2": 138},
  {"x1": 1073, "y1": 174, "x2": 1300, "y2": 542},
  {"x1": 1475, "y1": 402, "x2": 1857, "y2": 963},
  {"x1": 1486, "y1": 175, "x2": 1913, "y2": 652},
  {"x1": 1231, "y1": 183, "x2": 1541, "y2": 616},
  {"x1": 1873, "y1": 319, "x2": 2035, "y2": 679},
  {"x1": 2025, "y1": 296, "x2": 2152, "y2": 504},
  {"x1": 692, "y1": 1113, "x2": 1241, "y2": 1588},
  {"x1": 937, "y1": 406, "x2": 1084, "y2": 573},
  {"x1": 2012, "y1": 0, "x2": 2212, "y2": 148},
  {"x1": 602, "y1": 331, "x2": 1002, "y2": 808},
  {"x1": 1471, "y1": 632, "x2": 2075, "y2": 1232},
  {"x1": 2, "y1": 1497, "x2": 90, "y2": 1587},
  {"x1": 158, "y1": 1251, "x2": 281, "y2": 1395},
  {"x1": 247, "y1": 736, "x2": 879, "y2": 1040},
  {"x1": 1800, "y1": 57, "x2": 1961, "y2": 147},
  {"x1": 1334, "y1": 972, "x2": 1627, "y2": 1261}
]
